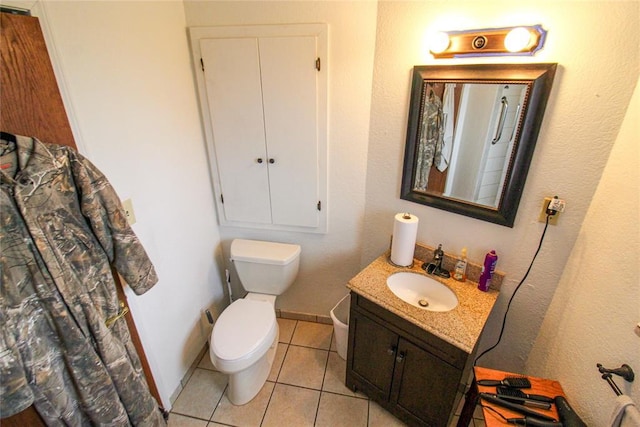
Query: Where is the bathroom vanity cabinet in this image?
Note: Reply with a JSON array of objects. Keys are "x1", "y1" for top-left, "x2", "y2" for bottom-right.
[
  {"x1": 346, "y1": 292, "x2": 469, "y2": 426},
  {"x1": 345, "y1": 251, "x2": 499, "y2": 426}
]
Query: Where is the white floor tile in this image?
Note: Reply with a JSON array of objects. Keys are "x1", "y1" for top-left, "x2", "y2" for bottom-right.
[
  {"x1": 211, "y1": 381, "x2": 274, "y2": 426},
  {"x1": 261, "y1": 383, "x2": 320, "y2": 427},
  {"x1": 172, "y1": 368, "x2": 227, "y2": 420},
  {"x1": 278, "y1": 345, "x2": 328, "y2": 390}
]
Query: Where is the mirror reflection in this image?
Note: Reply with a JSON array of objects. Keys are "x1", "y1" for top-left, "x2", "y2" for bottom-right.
[
  {"x1": 413, "y1": 82, "x2": 527, "y2": 208},
  {"x1": 401, "y1": 63, "x2": 557, "y2": 227}
]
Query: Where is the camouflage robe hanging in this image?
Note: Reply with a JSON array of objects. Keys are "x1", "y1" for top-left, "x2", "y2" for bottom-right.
[
  {"x1": 413, "y1": 88, "x2": 444, "y2": 191},
  {"x1": 0, "y1": 134, "x2": 166, "y2": 426}
]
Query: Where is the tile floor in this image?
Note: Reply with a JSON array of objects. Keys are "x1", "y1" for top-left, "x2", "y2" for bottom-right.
[{"x1": 168, "y1": 318, "x2": 486, "y2": 427}]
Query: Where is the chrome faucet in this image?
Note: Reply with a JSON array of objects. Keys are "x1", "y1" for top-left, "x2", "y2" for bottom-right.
[{"x1": 422, "y1": 244, "x2": 451, "y2": 279}]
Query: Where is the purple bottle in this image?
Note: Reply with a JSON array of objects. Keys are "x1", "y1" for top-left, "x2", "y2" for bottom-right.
[{"x1": 478, "y1": 250, "x2": 498, "y2": 292}]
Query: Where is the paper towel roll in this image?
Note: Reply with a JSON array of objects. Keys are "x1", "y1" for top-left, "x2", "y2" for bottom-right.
[{"x1": 390, "y1": 213, "x2": 419, "y2": 267}]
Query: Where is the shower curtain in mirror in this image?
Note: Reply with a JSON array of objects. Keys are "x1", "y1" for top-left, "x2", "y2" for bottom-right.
[{"x1": 0, "y1": 134, "x2": 166, "y2": 426}]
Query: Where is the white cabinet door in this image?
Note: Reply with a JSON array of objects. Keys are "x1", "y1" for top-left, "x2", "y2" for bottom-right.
[
  {"x1": 259, "y1": 36, "x2": 319, "y2": 227},
  {"x1": 200, "y1": 38, "x2": 272, "y2": 224},
  {"x1": 191, "y1": 24, "x2": 327, "y2": 233},
  {"x1": 199, "y1": 31, "x2": 323, "y2": 229}
]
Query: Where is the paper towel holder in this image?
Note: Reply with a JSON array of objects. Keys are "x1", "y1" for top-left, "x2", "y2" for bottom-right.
[
  {"x1": 388, "y1": 234, "x2": 415, "y2": 268},
  {"x1": 387, "y1": 254, "x2": 414, "y2": 269}
]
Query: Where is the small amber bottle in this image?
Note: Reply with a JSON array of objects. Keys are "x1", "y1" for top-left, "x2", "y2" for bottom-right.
[{"x1": 452, "y1": 248, "x2": 468, "y2": 282}]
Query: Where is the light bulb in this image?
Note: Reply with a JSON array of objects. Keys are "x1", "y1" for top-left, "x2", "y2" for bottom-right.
[
  {"x1": 504, "y1": 27, "x2": 532, "y2": 52},
  {"x1": 429, "y1": 31, "x2": 450, "y2": 54}
]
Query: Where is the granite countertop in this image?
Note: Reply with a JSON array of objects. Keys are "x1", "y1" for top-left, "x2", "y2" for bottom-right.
[{"x1": 347, "y1": 253, "x2": 500, "y2": 354}]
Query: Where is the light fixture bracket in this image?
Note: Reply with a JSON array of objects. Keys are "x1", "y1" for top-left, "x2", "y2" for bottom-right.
[{"x1": 430, "y1": 25, "x2": 547, "y2": 59}]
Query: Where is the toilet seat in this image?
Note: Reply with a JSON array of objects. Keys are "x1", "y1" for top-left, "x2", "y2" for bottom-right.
[{"x1": 211, "y1": 298, "x2": 277, "y2": 373}]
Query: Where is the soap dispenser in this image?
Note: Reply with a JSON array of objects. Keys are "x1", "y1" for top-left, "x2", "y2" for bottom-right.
[{"x1": 452, "y1": 248, "x2": 468, "y2": 282}]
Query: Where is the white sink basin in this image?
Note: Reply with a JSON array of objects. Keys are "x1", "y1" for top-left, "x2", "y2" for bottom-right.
[{"x1": 386, "y1": 272, "x2": 458, "y2": 312}]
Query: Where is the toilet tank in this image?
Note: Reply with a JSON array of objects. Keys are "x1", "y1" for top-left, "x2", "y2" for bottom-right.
[{"x1": 230, "y1": 239, "x2": 301, "y2": 295}]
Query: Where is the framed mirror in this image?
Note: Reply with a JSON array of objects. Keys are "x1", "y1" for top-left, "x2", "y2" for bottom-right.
[{"x1": 401, "y1": 63, "x2": 557, "y2": 227}]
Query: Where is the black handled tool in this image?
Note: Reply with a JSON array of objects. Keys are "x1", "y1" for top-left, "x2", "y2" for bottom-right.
[
  {"x1": 478, "y1": 377, "x2": 532, "y2": 388},
  {"x1": 497, "y1": 386, "x2": 555, "y2": 403},
  {"x1": 479, "y1": 393, "x2": 558, "y2": 422},
  {"x1": 555, "y1": 396, "x2": 587, "y2": 427},
  {"x1": 505, "y1": 416, "x2": 562, "y2": 426},
  {"x1": 497, "y1": 394, "x2": 552, "y2": 410}
]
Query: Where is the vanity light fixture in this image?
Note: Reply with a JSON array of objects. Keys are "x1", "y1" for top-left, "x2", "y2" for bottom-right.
[{"x1": 428, "y1": 25, "x2": 547, "y2": 58}]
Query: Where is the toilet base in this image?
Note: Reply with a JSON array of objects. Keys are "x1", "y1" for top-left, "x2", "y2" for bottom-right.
[{"x1": 225, "y1": 327, "x2": 279, "y2": 405}]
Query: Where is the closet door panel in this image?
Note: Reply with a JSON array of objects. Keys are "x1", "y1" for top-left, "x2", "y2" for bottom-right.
[
  {"x1": 259, "y1": 36, "x2": 319, "y2": 228},
  {"x1": 200, "y1": 38, "x2": 272, "y2": 224}
]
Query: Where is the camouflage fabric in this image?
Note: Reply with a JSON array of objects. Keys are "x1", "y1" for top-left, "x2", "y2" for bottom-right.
[
  {"x1": 0, "y1": 134, "x2": 166, "y2": 426},
  {"x1": 413, "y1": 88, "x2": 444, "y2": 191}
]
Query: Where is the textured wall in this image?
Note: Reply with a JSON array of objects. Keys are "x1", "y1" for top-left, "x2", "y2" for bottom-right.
[
  {"x1": 363, "y1": 1, "x2": 639, "y2": 373},
  {"x1": 527, "y1": 77, "x2": 639, "y2": 425}
]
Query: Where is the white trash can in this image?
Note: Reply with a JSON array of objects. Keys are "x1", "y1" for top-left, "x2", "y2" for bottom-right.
[{"x1": 330, "y1": 294, "x2": 350, "y2": 360}]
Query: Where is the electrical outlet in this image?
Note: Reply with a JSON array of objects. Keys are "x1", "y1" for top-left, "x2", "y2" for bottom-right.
[
  {"x1": 548, "y1": 197, "x2": 566, "y2": 213},
  {"x1": 122, "y1": 198, "x2": 136, "y2": 225},
  {"x1": 538, "y1": 197, "x2": 561, "y2": 225}
]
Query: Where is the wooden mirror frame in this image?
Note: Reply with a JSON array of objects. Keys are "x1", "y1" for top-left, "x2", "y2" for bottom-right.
[{"x1": 400, "y1": 63, "x2": 557, "y2": 227}]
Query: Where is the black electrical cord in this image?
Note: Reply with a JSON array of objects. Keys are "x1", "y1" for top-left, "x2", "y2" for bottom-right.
[
  {"x1": 474, "y1": 214, "x2": 551, "y2": 366},
  {"x1": 482, "y1": 404, "x2": 511, "y2": 423},
  {"x1": 482, "y1": 405, "x2": 561, "y2": 426}
]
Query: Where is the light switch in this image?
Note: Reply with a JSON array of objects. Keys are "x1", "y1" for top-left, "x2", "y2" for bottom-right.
[{"x1": 122, "y1": 198, "x2": 136, "y2": 225}]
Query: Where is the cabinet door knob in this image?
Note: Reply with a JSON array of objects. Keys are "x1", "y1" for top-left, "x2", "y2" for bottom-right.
[
  {"x1": 387, "y1": 345, "x2": 397, "y2": 355},
  {"x1": 269, "y1": 158, "x2": 275, "y2": 164},
  {"x1": 396, "y1": 351, "x2": 406, "y2": 363},
  {"x1": 256, "y1": 158, "x2": 263, "y2": 164}
]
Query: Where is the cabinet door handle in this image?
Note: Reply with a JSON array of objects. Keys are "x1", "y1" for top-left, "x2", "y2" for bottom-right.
[
  {"x1": 396, "y1": 351, "x2": 406, "y2": 363},
  {"x1": 269, "y1": 158, "x2": 275, "y2": 164},
  {"x1": 256, "y1": 158, "x2": 264, "y2": 164},
  {"x1": 387, "y1": 345, "x2": 397, "y2": 355}
]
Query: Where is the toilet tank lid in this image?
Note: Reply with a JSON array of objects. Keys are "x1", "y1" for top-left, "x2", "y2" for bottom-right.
[{"x1": 231, "y1": 239, "x2": 301, "y2": 265}]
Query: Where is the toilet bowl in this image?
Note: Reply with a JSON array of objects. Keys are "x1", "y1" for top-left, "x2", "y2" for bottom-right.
[
  {"x1": 209, "y1": 239, "x2": 300, "y2": 405},
  {"x1": 210, "y1": 294, "x2": 279, "y2": 405}
]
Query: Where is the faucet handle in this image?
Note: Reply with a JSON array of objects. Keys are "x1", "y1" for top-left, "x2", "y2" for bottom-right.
[{"x1": 434, "y1": 244, "x2": 444, "y2": 260}]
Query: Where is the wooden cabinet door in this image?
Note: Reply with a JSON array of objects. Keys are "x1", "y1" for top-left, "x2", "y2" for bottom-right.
[
  {"x1": 391, "y1": 337, "x2": 461, "y2": 426},
  {"x1": 349, "y1": 310, "x2": 398, "y2": 402}
]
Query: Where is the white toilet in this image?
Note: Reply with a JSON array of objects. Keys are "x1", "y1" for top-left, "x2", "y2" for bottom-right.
[{"x1": 210, "y1": 239, "x2": 301, "y2": 405}]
